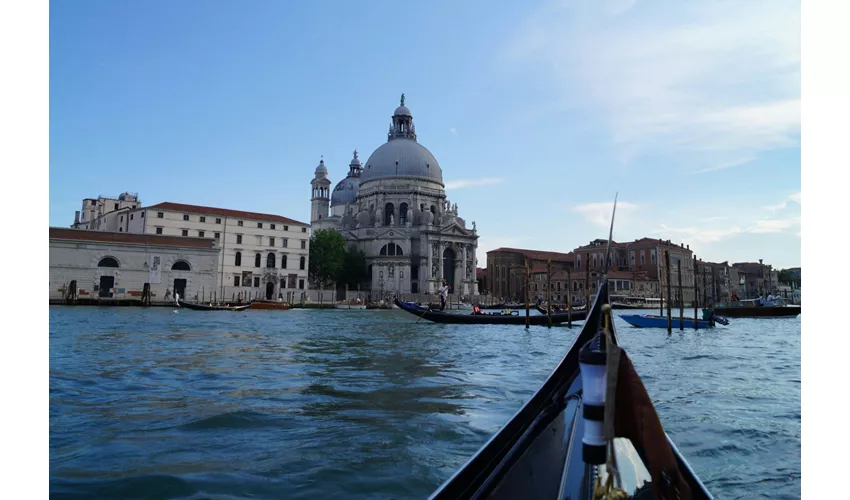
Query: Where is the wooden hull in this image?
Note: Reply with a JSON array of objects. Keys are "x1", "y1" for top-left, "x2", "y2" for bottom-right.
[
  {"x1": 429, "y1": 281, "x2": 712, "y2": 499},
  {"x1": 249, "y1": 300, "x2": 291, "y2": 310},
  {"x1": 396, "y1": 300, "x2": 586, "y2": 325},
  {"x1": 177, "y1": 300, "x2": 251, "y2": 311},
  {"x1": 621, "y1": 314, "x2": 713, "y2": 329},
  {"x1": 711, "y1": 305, "x2": 800, "y2": 317}
]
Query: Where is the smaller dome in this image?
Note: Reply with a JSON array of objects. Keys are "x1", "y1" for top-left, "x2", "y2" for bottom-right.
[
  {"x1": 350, "y1": 150, "x2": 361, "y2": 167},
  {"x1": 331, "y1": 176, "x2": 360, "y2": 206},
  {"x1": 394, "y1": 105, "x2": 411, "y2": 117},
  {"x1": 315, "y1": 158, "x2": 328, "y2": 175}
]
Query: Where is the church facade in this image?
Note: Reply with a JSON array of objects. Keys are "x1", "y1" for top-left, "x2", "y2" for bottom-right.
[{"x1": 310, "y1": 96, "x2": 479, "y2": 296}]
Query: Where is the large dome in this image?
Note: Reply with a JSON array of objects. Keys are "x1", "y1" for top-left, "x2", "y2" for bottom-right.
[
  {"x1": 331, "y1": 175, "x2": 360, "y2": 205},
  {"x1": 361, "y1": 139, "x2": 443, "y2": 184}
]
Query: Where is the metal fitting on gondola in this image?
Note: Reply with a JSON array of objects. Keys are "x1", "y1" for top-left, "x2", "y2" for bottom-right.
[{"x1": 579, "y1": 333, "x2": 607, "y2": 465}]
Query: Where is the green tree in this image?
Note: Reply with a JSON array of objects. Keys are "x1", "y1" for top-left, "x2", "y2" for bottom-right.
[
  {"x1": 337, "y1": 248, "x2": 369, "y2": 288},
  {"x1": 777, "y1": 269, "x2": 792, "y2": 285},
  {"x1": 308, "y1": 229, "x2": 346, "y2": 289}
]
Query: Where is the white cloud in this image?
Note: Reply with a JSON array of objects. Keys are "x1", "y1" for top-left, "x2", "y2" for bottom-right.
[
  {"x1": 692, "y1": 157, "x2": 755, "y2": 175},
  {"x1": 653, "y1": 223, "x2": 743, "y2": 244},
  {"x1": 449, "y1": 127, "x2": 457, "y2": 135},
  {"x1": 764, "y1": 191, "x2": 802, "y2": 211},
  {"x1": 747, "y1": 217, "x2": 801, "y2": 234},
  {"x1": 571, "y1": 201, "x2": 639, "y2": 228},
  {"x1": 502, "y1": 0, "x2": 800, "y2": 162},
  {"x1": 444, "y1": 177, "x2": 503, "y2": 190}
]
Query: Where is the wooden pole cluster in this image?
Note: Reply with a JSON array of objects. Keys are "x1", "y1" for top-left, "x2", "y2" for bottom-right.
[
  {"x1": 693, "y1": 255, "x2": 699, "y2": 330},
  {"x1": 678, "y1": 259, "x2": 684, "y2": 331},
  {"x1": 585, "y1": 252, "x2": 590, "y2": 308},
  {"x1": 525, "y1": 260, "x2": 530, "y2": 329},
  {"x1": 546, "y1": 260, "x2": 552, "y2": 328},
  {"x1": 665, "y1": 251, "x2": 672, "y2": 334},
  {"x1": 567, "y1": 268, "x2": 573, "y2": 328}
]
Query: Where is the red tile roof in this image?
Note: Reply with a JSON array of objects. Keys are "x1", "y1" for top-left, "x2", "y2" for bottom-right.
[
  {"x1": 147, "y1": 202, "x2": 308, "y2": 226},
  {"x1": 50, "y1": 227, "x2": 217, "y2": 249},
  {"x1": 487, "y1": 247, "x2": 575, "y2": 262}
]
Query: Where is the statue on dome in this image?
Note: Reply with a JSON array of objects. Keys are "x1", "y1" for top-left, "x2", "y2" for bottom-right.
[{"x1": 400, "y1": 93, "x2": 405, "y2": 106}]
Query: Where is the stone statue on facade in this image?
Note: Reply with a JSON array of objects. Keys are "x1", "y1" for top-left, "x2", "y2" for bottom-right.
[
  {"x1": 389, "y1": 264, "x2": 395, "y2": 278},
  {"x1": 472, "y1": 221, "x2": 477, "y2": 232},
  {"x1": 389, "y1": 214, "x2": 394, "y2": 226}
]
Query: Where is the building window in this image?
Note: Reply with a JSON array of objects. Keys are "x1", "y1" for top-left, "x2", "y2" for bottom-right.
[
  {"x1": 284, "y1": 225, "x2": 289, "y2": 231},
  {"x1": 183, "y1": 214, "x2": 190, "y2": 221},
  {"x1": 216, "y1": 218, "x2": 222, "y2": 224},
  {"x1": 300, "y1": 256, "x2": 306, "y2": 270},
  {"x1": 200, "y1": 216, "x2": 206, "y2": 223},
  {"x1": 98, "y1": 257, "x2": 119, "y2": 268},
  {"x1": 156, "y1": 227, "x2": 163, "y2": 234},
  {"x1": 269, "y1": 237, "x2": 275, "y2": 247},
  {"x1": 215, "y1": 232, "x2": 221, "y2": 239},
  {"x1": 301, "y1": 240, "x2": 306, "y2": 249},
  {"x1": 234, "y1": 276, "x2": 240, "y2": 286},
  {"x1": 119, "y1": 227, "x2": 123, "y2": 232},
  {"x1": 640, "y1": 252, "x2": 646, "y2": 265},
  {"x1": 254, "y1": 277, "x2": 260, "y2": 287},
  {"x1": 235, "y1": 252, "x2": 242, "y2": 266},
  {"x1": 157, "y1": 212, "x2": 164, "y2": 218},
  {"x1": 171, "y1": 260, "x2": 191, "y2": 271},
  {"x1": 255, "y1": 253, "x2": 261, "y2": 267},
  {"x1": 182, "y1": 229, "x2": 189, "y2": 236},
  {"x1": 299, "y1": 279, "x2": 305, "y2": 289},
  {"x1": 236, "y1": 234, "x2": 242, "y2": 244},
  {"x1": 301, "y1": 227, "x2": 307, "y2": 233},
  {"x1": 141, "y1": 212, "x2": 145, "y2": 218},
  {"x1": 114, "y1": 203, "x2": 119, "y2": 210},
  {"x1": 120, "y1": 215, "x2": 124, "y2": 222},
  {"x1": 238, "y1": 220, "x2": 243, "y2": 226},
  {"x1": 267, "y1": 253, "x2": 276, "y2": 268},
  {"x1": 651, "y1": 250, "x2": 657, "y2": 264},
  {"x1": 270, "y1": 224, "x2": 276, "y2": 230},
  {"x1": 283, "y1": 239, "x2": 288, "y2": 248},
  {"x1": 281, "y1": 254, "x2": 287, "y2": 269},
  {"x1": 258, "y1": 222, "x2": 263, "y2": 228},
  {"x1": 130, "y1": 214, "x2": 134, "y2": 220},
  {"x1": 198, "y1": 231, "x2": 205, "y2": 237},
  {"x1": 379, "y1": 243, "x2": 404, "y2": 256}
]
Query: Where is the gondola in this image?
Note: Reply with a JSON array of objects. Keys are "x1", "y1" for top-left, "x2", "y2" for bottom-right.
[
  {"x1": 535, "y1": 304, "x2": 588, "y2": 316},
  {"x1": 429, "y1": 198, "x2": 712, "y2": 500},
  {"x1": 396, "y1": 300, "x2": 588, "y2": 325},
  {"x1": 177, "y1": 299, "x2": 251, "y2": 311}
]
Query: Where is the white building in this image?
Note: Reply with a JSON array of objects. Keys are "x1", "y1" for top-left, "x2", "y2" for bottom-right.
[
  {"x1": 49, "y1": 227, "x2": 219, "y2": 303},
  {"x1": 73, "y1": 192, "x2": 142, "y2": 230},
  {"x1": 75, "y1": 201, "x2": 311, "y2": 301},
  {"x1": 310, "y1": 95, "x2": 480, "y2": 296}
]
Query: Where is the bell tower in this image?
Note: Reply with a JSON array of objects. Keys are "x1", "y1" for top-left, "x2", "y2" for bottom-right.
[{"x1": 310, "y1": 157, "x2": 331, "y2": 223}]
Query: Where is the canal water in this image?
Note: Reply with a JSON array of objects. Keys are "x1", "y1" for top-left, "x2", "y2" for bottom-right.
[{"x1": 50, "y1": 306, "x2": 801, "y2": 499}]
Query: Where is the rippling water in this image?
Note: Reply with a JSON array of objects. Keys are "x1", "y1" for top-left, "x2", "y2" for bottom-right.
[{"x1": 50, "y1": 306, "x2": 800, "y2": 499}]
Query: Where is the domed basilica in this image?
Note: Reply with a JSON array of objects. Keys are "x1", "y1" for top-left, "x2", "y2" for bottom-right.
[{"x1": 310, "y1": 95, "x2": 479, "y2": 296}]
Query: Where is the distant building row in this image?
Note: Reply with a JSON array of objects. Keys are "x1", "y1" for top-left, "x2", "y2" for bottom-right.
[{"x1": 483, "y1": 238, "x2": 790, "y2": 304}]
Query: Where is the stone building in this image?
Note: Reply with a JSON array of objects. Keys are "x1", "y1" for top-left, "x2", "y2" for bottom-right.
[
  {"x1": 73, "y1": 200, "x2": 311, "y2": 302},
  {"x1": 486, "y1": 247, "x2": 575, "y2": 302},
  {"x1": 309, "y1": 96, "x2": 479, "y2": 296},
  {"x1": 72, "y1": 192, "x2": 142, "y2": 231},
  {"x1": 49, "y1": 227, "x2": 219, "y2": 303},
  {"x1": 733, "y1": 260, "x2": 775, "y2": 298}
]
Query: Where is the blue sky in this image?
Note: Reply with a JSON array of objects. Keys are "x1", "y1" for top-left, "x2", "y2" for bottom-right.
[{"x1": 49, "y1": 0, "x2": 801, "y2": 268}]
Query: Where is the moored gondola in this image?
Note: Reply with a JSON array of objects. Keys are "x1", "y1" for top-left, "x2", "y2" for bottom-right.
[
  {"x1": 177, "y1": 299, "x2": 251, "y2": 311},
  {"x1": 396, "y1": 300, "x2": 588, "y2": 325},
  {"x1": 429, "y1": 197, "x2": 712, "y2": 500}
]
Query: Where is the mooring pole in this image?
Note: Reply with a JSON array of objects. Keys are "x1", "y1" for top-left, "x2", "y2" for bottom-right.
[{"x1": 665, "y1": 250, "x2": 672, "y2": 334}]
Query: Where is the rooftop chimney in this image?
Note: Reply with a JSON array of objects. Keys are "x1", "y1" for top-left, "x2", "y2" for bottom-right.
[{"x1": 74, "y1": 211, "x2": 80, "y2": 225}]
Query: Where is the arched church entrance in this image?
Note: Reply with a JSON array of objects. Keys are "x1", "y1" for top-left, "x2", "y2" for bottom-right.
[{"x1": 442, "y1": 248, "x2": 455, "y2": 293}]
